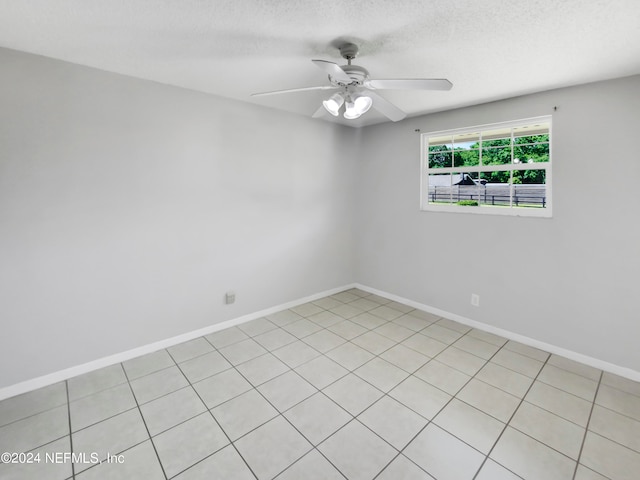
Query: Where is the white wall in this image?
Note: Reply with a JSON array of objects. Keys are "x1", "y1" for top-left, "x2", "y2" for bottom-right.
[
  {"x1": 0, "y1": 48, "x2": 357, "y2": 389},
  {"x1": 355, "y1": 75, "x2": 640, "y2": 371},
  {"x1": 2, "y1": 44, "x2": 638, "y2": 391}
]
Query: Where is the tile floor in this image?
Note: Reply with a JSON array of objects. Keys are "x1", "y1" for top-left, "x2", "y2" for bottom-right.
[{"x1": 1, "y1": 288, "x2": 640, "y2": 479}]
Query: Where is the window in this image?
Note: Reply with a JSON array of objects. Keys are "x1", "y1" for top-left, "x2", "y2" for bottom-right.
[{"x1": 421, "y1": 116, "x2": 552, "y2": 217}]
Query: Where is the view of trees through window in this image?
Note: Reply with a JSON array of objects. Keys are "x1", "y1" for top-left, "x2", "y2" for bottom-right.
[{"x1": 421, "y1": 117, "x2": 551, "y2": 216}]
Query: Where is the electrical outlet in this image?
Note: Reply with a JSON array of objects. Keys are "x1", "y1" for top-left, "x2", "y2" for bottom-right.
[
  {"x1": 471, "y1": 293, "x2": 480, "y2": 307},
  {"x1": 225, "y1": 291, "x2": 236, "y2": 304}
]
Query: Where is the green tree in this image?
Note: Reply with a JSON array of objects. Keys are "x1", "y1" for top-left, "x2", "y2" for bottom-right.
[{"x1": 428, "y1": 145, "x2": 451, "y2": 168}]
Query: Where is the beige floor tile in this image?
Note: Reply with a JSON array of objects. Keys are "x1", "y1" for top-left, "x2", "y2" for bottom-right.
[
  {"x1": 467, "y1": 329, "x2": 508, "y2": 347},
  {"x1": 256, "y1": 370, "x2": 317, "y2": 413},
  {"x1": 588, "y1": 404, "x2": 640, "y2": 453},
  {"x1": 580, "y1": 431, "x2": 640, "y2": 480},
  {"x1": 474, "y1": 459, "x2": 522, "y2": 480},
  {"x1": 389, "y1": 376, "x2": 452, "y2": 420},
  {"x1": 414, "y1": 360, "x2": 471, "y2": 395},
  {"x1": 503, "y1": 341, "x2": 550, "y2": 362},
  {"x1": 574, "y1": 464, "x2": 609, "y2": 480},
  {"x1": 236, "y1": 352, "x2": 290, "y2": 386},
  {"x1": 404, "y1": 423, "x2": 485, "y2": 480},
  {"x1": 294, "y1": 356, "x2": 348, "y2": 390},
  {"x1": 327, "y1": 319, "x2": 368, "y2": 340},
  {"x1": 433, "y1": 399, "x2": 505, "y2": 454},
  {"x1": 358, "y1": 396, "x2": 428, "y2": 450},
  {"x1": 211, "y1": 389, "x2": 278, "y2": 441},
  {"x1": 0, "y1": 382, "x2": 67, "y2": 427},
  {"x1": 490, "y1": 427, "x2": 576, "y2": 480},
  {"x1": 376, "y1": 454, "x2": 435, "y2": 480},
  {"x1": 284, "y1": 392, "x2": 351, "y2": 445},
  {"x1": 324, "y1": 342, "x2": 374, "y2": 371},
  {"x1": 453, "y1": 335, "x2": 500, "y2": 360},
  {"x1": 435, "y1": 346, "x2": 486, "y2": 376},
  {"x1": 237, "y1": 317, "x2": 278, "y2": 337},
  {"x1": 318, "y1": 420, "x2": 398, "y2": 480},
  {"x1": 290, "y1": 302, "x2": 324, "y2": 318},
  {"x1": 275, "y1": 449, "x2": 344, "y2": 480},
  {"x1": 601, "y1": 372, "x2": 640, "y2": 397},
  {"x1": 524, "y1": 380, "x2": 592, "y2": 426},
  {"x1": 547, "y1": 354, "x2": 602, "y2": 381},
  {"x1": 491, "y1": 349, "x2": 544, "y2": 378},
  {"x1": 538, "y1": 364, "x2": 598, "y2": 401},
  {"x1": 422, "y1": 324, "x2": 463, "y2": 344},
  {"x1": 402, "y1": 333, "x2": 448, "y2": 357},
  {"x1": 596, "y1": 384, "x2": 640, "y2": 422},
  {"x1": 435, "y1": 318, "x2": 471, "y2": 334},
  {"x1": 174, "y1": 444, "x2": 254, "y2": 480},
  {"x1": 510, "y1": 402, "x2": 585, "y2": 459},
  {"x1": 476, "y1": 362, "x2": 533, "y2": 398},
  {"x1": 380, "y1": 344, "x2": 430, "y2": 373},
  {"x1": 323, "y1": 373, "x2": 383, "y2": 416},
  {"x1": 235, "y1": 416, "x2": 312, "y2": 480},
  {"x1": 456, "y1": 379, "x2": 521, "y2": 423},
  {"x1": 354, "y1": 357, "x2": 409, "y2": 392}
]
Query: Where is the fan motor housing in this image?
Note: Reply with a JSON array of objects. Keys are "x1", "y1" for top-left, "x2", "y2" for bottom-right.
[
  {"x1": 330, "y1": 64, "x2": 369, "y2": 86},
  {"x1": 339, "y1": 42, "x2": 359, "y2": 61}
]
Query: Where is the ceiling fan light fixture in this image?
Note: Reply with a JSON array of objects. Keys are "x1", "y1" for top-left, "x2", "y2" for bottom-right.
[
  {"x1": 322, "y1": 93, "x2": 344, "y2": 116},
  {"x1": 353, "y1": 94, "x2": 373, "y2": 115},
  {"x1": 343, "y1": 100, "x2": 359, "y2": 119},
  {"x1": 343, "y1": 93, "x2": 372, "y2": 119}
]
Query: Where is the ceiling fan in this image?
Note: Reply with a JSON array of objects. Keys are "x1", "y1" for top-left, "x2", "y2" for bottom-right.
[{"x1": 251, "y1": 42, "x2": 452, "y2": 122}]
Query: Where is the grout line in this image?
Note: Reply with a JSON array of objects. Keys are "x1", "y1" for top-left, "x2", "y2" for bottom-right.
[
  {"x1": 7, "y1": 290, "x2": 629, "y2": 480},
  {"x1": 390, "y1": 329, "x2": 499, "y2": 479},
  {"x1": 64, "y1": 380, "x2": 76, "y2": 480},
  {"x1": 121, "y1": 365, "x2": 170, "y2": 480},
  {"x1": 0, "y1": 394, "x2": 68, "y2": 430},
  {"x1": 252, "y1": 298, "x2": 472, "y2": 479},
  {"x1": 202, "y1": 295, "x2": 407, "y2": 480},
  {"x1": 168, "y1": 359, "x2": 259, "y2": 479},
  {"x1": 370, "y1": 327, "x2": 501, "y2": 479},
  {"x1": 471, "y1": 347, "x2": 551, "y2": 480},
  {"x1": 572, "y1": 369, "x2": 604, "y2": 480}
]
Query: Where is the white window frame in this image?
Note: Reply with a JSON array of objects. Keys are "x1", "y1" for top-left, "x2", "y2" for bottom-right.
[{"x1": 420, "y1": 116, "x2": 552, "y2": 218}]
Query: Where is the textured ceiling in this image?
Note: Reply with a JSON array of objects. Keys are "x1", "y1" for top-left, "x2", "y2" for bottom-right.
[{"x1": 1, "y1": 0, "x2": 639, "y2": 127}]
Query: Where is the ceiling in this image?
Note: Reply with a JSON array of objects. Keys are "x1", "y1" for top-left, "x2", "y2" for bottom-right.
[{"x1": 1, "y1": 0, "x2": 639, "y2": 128}]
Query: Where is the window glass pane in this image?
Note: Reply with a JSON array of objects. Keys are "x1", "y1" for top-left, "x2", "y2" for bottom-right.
[
  {"x1": 514, "y1": 134, "x2": 549, "y2": 145},
  {"x1": 427, "y1": 173, "x2": 454, "y2": 204},
  {"x1": 482, "y1": 146, "x2": 511, "y2": 165},
  {"x1": 512, "y1": 170, "x2": 547, "y2": 208},
  {"x1": 428, "y1": 145, "x2": 452, "y2": 168},
  {"x1": 454, "y1": 149, "x2": 479, "y2": 167},
  {"x1": 514, "y1": 143, "x2": 549, "y2": 163},
  {"x1": 478, "y1": 171, "x2": 511, "y2": 207},
  {"x1": 452, "y1": 172, "x2": 481, "y2": 206}
]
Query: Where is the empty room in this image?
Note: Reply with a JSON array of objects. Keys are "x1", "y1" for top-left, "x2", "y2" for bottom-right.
[{"x1": 1, "y1": 1, "x2": 640, "y2": 479}]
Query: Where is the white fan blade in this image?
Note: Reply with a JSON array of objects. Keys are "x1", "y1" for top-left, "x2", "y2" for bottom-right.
[
  {"x1": 312, "y1": 105, "x2": 327, "y2": 118},
  {"x1": 311, "y1": 59, "x2": 353, "y2": 84},
  {"x1": 367, "y1": 91, "x2": 406, "y2": 122},
  {"x1": 366, "y1": 78, "x2": 453, "y2": 91},
  {"x1": 251, "y1": 85, "x2": 338, "y2": 97}
]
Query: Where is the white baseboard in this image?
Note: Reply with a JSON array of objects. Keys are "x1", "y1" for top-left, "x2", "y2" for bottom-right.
[
  {"x1": 0, "y1": 283, "x2": 356, "y2": 401},
  {"x1": 355, "y1": 283, "x2": 640, "y2": 383},
  {"x1": 3, "y1": 281, "x2": 638, "y2": 401}
]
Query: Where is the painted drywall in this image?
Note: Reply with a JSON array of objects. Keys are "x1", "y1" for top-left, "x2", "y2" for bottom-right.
[
  {"x1": 0, "y1": 48, "x2": 357, "y2": 389},
  {"x1": 355, "y1": 75, "x2": 640, "y2": 371}
]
